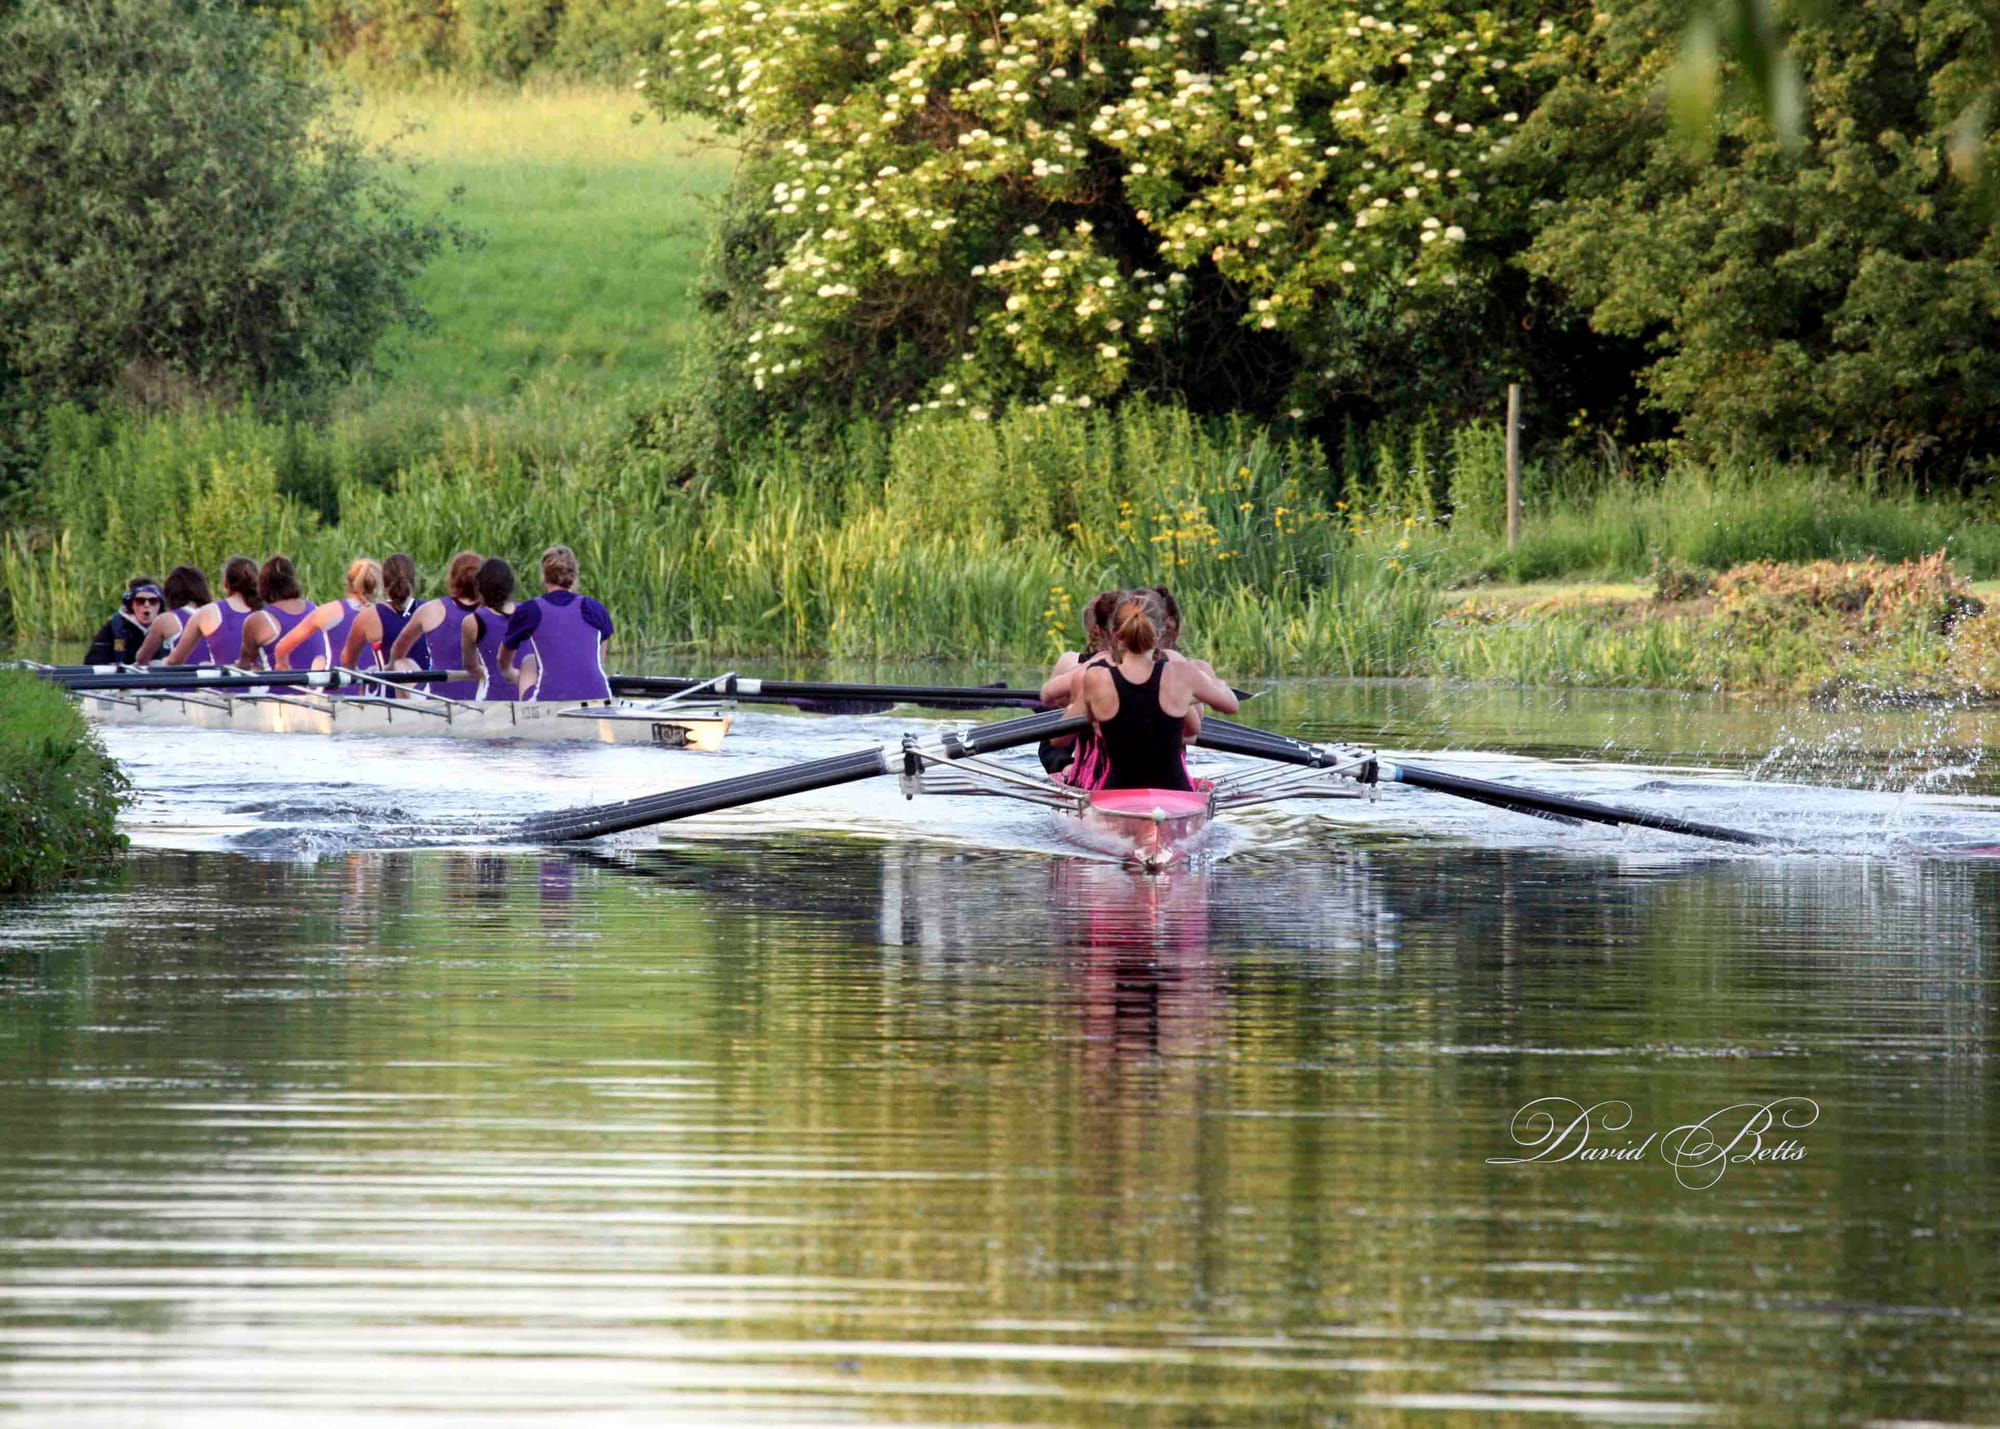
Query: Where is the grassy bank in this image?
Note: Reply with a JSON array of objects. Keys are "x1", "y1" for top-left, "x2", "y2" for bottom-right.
[
  {"x1": 338, "y1": 84, "x2": 728, "y2": 447},
  {"x1": 0, "y1": 672, "x2": 125, "y2": 895}
]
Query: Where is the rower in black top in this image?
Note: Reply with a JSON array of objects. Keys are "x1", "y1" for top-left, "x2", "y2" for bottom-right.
[
  {"x1": 1069, "y1": 591, "x2": 1239, "y2": 792},
  {"x1": 1101, "y1": 657, "x2": 1195, "y2": 790}
]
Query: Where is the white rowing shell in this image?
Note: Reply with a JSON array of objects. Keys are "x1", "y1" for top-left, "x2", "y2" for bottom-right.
[{"x1": 79, "y1": 691, "x2": 732, "y2": 752}]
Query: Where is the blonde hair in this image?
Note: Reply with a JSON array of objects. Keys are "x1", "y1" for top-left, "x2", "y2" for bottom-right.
[
  {"x1": 541, "y1": 544, "x2": 580, "y2": 589},
  {"x1": 345, "y1": 557, "x2": 382, "y2": 603}
]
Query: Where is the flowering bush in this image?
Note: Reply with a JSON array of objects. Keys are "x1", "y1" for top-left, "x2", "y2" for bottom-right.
[{"x1": 651, "y1": 0, "x2": 1574, "y2": 425}]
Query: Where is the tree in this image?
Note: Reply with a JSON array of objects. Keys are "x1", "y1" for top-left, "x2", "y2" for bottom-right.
[
  {"x1": 1515, "y1": 0, "x2": 2000, "y2": 475},
  {"x1": 651, "y1": 0, "x2": 1585, "y2": 431},
  {"x1": 0, "y1": 0, "x2": 456, "y2": 425}
]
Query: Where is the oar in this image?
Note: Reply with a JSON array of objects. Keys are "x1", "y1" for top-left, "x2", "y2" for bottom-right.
[
  {"x1": 51, "y1": 668, "x2": 461, "y2": 693},
  {"x1": 607, "y1": 673, "x2": 1260, "y2": 715},
  {"x1": 608, "y1": 674, "x2": 1046, "y2": 712},
  {"x1": 524, "y1": 709, "x2": 1087, "y2": 842},
  {"x1": 1199, "y1": 718, "x2": 1771, "y2": 847}
]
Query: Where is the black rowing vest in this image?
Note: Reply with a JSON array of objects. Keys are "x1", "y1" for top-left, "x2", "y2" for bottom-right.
[{"x1": 1099, "y1": 659, "x2": 1192, "y2": 792}]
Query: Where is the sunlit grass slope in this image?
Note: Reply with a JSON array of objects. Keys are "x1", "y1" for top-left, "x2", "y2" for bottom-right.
[{"x1": 343, "y1": 84, "x2": 733, "y2": 421}]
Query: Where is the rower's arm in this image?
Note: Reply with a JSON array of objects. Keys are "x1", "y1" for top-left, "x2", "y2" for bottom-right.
[
  {"x1": 340, "y1": 607, "x2": 379, "y2": 668},
  {"x1": 1039, "y1": 651, "x2": 1081, "y2": 707},
  {"x1": 238, "y1": 611, "x2": 274, "y2": 668},
  {"x1": 134, "y1": 614, "x2": 179, "y2": 665},
  {"x1": 1185, "y1": 663, "x2": 1239, "y2": 715},
  {"x1": 388, "y1": 604, "x2": 430, "y2": 664},
  {"x1": 459, "y1": 613, "x2": 482, "y2": 680},
  {"x1": 161, "y1": 608, "x2": 211, "y2": 666},
  {"x1": 273, "y1": 603, "x2": 330, "y2": 667}
]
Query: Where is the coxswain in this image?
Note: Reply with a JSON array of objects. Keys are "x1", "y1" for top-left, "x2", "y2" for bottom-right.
[
  {"x1": 499, "y1": 545, "x2": 612, "y2": 702},
  {"x1": 277, "y1": 557, "x2": 382, "y2": 674},
  {"x1": 389, "y1": 551, "x2": 483, "y2": 699},
  {"x1": 163, "y1": 556, "x2": 262, "y2": 667},
  {"x1": 133, "y1": 566, "x2": 214, "y2": 665},
  {"x1": 1067, "y1": 591, "x2": 1238, "y2": 792},
  {"x1": 239, "y1": 555, "x2": 321, "y2": 690},
  {"x1": 459, "y1": 557, "x2": 521, "y2": 700},
  {"x1": 83, "y1": 577, "x2": 164, "y2": 664},
  {"x1": 1038, "y1": 588, "x2": 1123, "y2": 786},
  {"x1": 339, "y1": 553, "x2": 423, "y2": 672}
]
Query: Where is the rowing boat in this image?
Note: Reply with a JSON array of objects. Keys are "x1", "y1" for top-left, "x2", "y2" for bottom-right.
[
  {"x1": 904, "y1": 733, "x2": 1372, "y2": 869},
  {"x1": 78, "y1": 686, "x2": 733, "y2": 751}
]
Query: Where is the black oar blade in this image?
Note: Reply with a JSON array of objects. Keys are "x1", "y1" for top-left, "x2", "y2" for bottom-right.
[{"x1": 1384, "y1": 761, "x2": 1771, "y2": 847}]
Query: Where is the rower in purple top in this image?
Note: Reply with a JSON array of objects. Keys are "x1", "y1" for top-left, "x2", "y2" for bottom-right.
[
  {"x1": 340, "y1": 553, "x2": 424, "y2": 673},
  {"x1": 239, "y1": 555, "x2": 322, "y2": 692},
  {"x1": 458, "y1": 557, "x2": 521, "y2": 700},
  {"x1": 499, "y1": 545, "x2": 613, "y2": 702},
  {"x1": 134, "y1": 566, "x2": 214, "y2": 665},
  {"x1": 163, "y1": 556, "x2": 262, "y2": 668},
  {"x1": 276, "y1": 557, "x2": 382, "y2": 677},
  {"x1": 389, "y1": 551, "x2": 483, "y2": 700}
]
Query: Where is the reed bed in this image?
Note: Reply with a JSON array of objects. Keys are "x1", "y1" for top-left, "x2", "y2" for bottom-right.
[{"x1": 9, "y1": 399, "x2": 1998, "y2": 693}]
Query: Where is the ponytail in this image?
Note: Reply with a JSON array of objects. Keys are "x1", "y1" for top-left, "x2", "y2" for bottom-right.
[
  {"x1": 1112, "y1": 594, "x2": 1161, "y2": 656},
  {"x1": 222, "y1": 555, "x2": 263, "y2": 610},
  {"x1": 381, "y1": 553, "x2": 417, "y2": 606}
]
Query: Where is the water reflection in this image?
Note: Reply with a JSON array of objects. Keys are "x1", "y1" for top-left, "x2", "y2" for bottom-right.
[{"x1": 0, "y1": 844, "x2": 1996, "y2": 1424}]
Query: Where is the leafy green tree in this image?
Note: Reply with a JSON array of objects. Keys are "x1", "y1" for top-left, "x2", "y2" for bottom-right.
[
  {"x1": 651, "y1": 0, "x2": 1584, "y2": 431},
  {"x1": 0, "y1": 0, "x2": 455, "y2": 424},
  {"x1": 1516, "y1": 0, "x2": 2000, "y2": 474}
]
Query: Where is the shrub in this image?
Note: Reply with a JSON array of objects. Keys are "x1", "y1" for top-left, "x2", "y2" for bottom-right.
[
  {"x1": 648, "y1": 0, "x2": 1580, "y2": 432},
  {"x1": 1516, "y1": 0, "x2": 2000, "y2": 477},
  {"x1": 0, "y1": 672, "x2": 126, "y2": 896},
  {"x1": 0, "y1": 0, "x2": 457, "y2": 429}
]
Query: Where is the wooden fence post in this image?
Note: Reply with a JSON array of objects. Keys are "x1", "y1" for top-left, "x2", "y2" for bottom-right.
[{"x1": 1505, "y1": 382, "x2": 1522, "y2": 547}]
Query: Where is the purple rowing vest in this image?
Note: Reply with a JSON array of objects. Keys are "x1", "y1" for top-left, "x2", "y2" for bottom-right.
[
  {"x1": 418, "y1": 599, "x2": 482, "y2": 700},
  {"x1": 199, "y1": 601, "x2": 255, "y2": 667},
  {"x1": 261, "y1": 603, "x2": 323, "y2": 694},
  {"x1": 473, "y1": 609, "x2": 519, "y2": 700},
  {"x1": 525, "y1": 594, "x2": 610, "y2": 702},
  {"x1": 375, "y1": 600, "x2": 425, "y2": 670},
  {"x1": 323, "y1": 598, "x2": 375, "y2": 672}
]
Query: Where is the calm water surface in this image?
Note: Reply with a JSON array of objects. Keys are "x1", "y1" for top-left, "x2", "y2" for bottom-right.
[{"x1": 4, "y1": 678, "x2": 1999, "y2": 1424}]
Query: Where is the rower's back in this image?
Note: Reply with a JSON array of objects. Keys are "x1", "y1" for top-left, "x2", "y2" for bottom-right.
[
  {"x1": 1099, "y1": 658, "x2": 1193, "y2": 792},
  {"x1": 1090, "y1": 595, "x2": 1194, "y2": 794}
]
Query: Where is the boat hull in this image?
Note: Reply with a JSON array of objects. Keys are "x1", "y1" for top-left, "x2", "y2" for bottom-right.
[
  {"x1": 1053, "y1": 787, "x2": 1215, "y2": 872},
  {"x1": 80, "y1": 691, "x2": 732, "y2": 751}
]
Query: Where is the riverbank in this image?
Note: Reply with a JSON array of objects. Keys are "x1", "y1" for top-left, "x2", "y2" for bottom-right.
[
  {"x1": 0, "y1": 671, "x2": 126, "y2": 895},
  {"x1": 1437, "y1": 555, "x2": 2000, "y2": 701}
]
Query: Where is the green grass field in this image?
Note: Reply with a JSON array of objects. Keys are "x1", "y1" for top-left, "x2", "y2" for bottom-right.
[{"x1": 341, "y1": 84, "x2": 731, "y2": 429}]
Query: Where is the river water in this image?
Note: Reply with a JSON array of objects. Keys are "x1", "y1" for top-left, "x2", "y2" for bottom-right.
[{"x1": 4, "y1": 677, "x2": 2000, "y2": 1424}]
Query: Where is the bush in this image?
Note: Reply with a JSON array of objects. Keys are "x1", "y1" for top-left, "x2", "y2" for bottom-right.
[
  {"x1": 0, "y1": 672, "x2": 126, "y2": 896},
  {"x1": 0, "y1": 0, "x2": 457, "y2": 431},
  {"x1": 1516, "y1": 0, "x2": 2000, "y2": 477},
  {"x1": 648, "y1": 0, "x2": 1580, "y2": 434}
]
